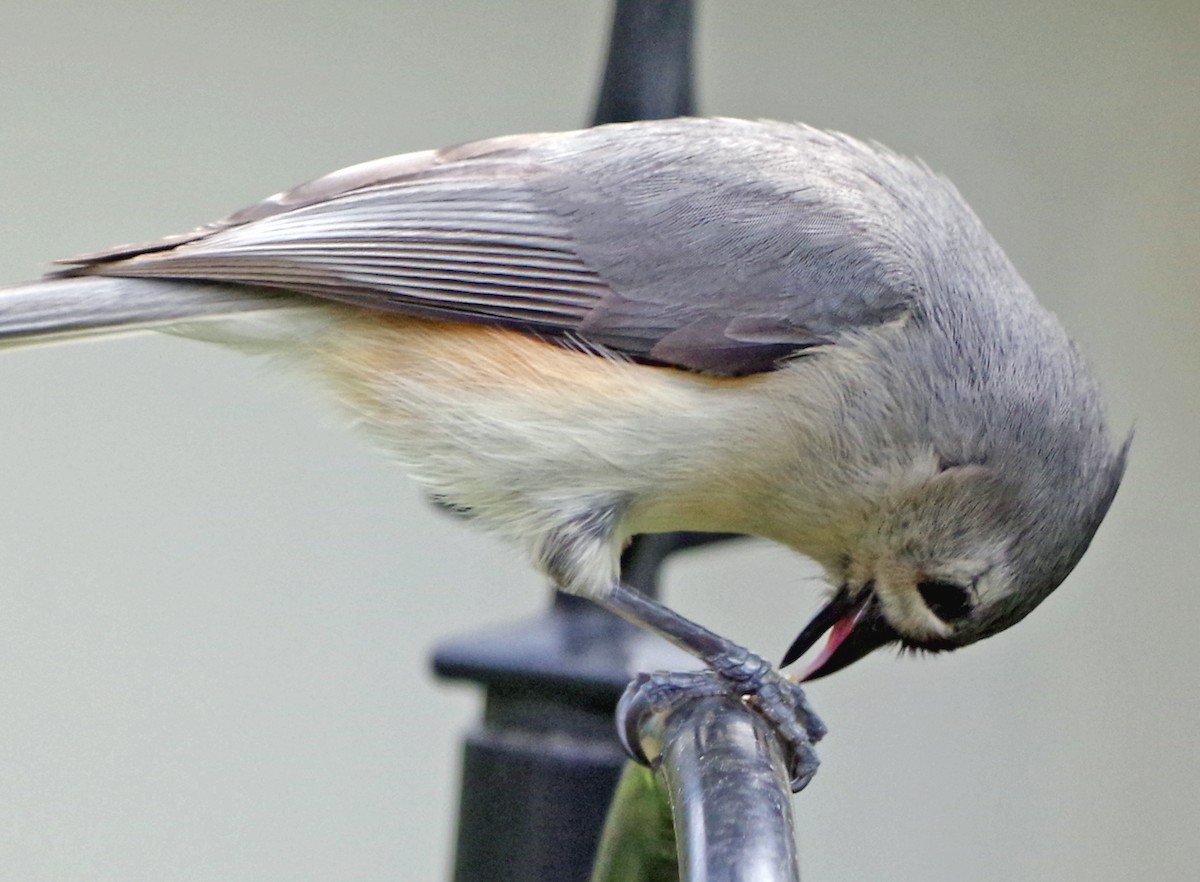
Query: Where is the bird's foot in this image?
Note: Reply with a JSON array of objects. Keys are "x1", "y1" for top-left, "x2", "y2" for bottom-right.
[{"x1": 617, "y1": 650, "x2": 826, "y2": 792}]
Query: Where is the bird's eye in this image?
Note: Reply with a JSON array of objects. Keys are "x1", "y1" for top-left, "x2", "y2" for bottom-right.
[{"x1": 916, "y1": 580, "x2": 973, "y2": 623}]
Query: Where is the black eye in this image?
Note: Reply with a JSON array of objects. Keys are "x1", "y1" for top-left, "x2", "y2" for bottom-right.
[{"x1": 917, "y1": 580, "x2": 973, "y2": 623}]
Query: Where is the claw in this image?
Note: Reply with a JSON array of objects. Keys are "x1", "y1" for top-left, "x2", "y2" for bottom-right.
[
  {"x1": 616, "y1": 660, "x2": 826, "y2": 792},
  {"x1": 598, "y1": 583, "x2": 827, "y2": 791}
]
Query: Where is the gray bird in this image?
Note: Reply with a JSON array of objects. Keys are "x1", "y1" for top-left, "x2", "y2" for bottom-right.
[{"x1": 0, "y1": 117, "x2": 1128, "y2": 787}]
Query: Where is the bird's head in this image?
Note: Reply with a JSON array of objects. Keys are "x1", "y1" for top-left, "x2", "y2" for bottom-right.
[{"x1": 783, "y1": 442, "x2": 1129, "y2": 680}]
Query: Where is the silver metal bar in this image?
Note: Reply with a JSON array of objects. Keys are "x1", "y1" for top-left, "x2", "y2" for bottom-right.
[{"x1": 632, "y1": 693, "x2": 801, "y2": 882}]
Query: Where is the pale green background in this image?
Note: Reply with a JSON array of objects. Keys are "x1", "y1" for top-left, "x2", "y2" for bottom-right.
[{"x1": 0, "y1": 2, "x2": 1195, "y2": 879}]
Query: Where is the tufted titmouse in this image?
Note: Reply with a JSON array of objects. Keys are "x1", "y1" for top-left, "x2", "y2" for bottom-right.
[{"x1": 0, "y1": 117, "x2": 1127, "y2": 786}]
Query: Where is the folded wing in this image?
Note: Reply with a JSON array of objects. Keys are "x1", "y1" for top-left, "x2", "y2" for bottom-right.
[{"x1": 58, "y1": 118, "x2": 922, "y2": 375}]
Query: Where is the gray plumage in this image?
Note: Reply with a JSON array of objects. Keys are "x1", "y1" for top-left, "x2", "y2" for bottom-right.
[
  {"x1": 51, "y1": 119, "x2": 917, "y2": 373},
  {"x1": 1, "y1": 117, "x2": 1127, "y2": 676}
]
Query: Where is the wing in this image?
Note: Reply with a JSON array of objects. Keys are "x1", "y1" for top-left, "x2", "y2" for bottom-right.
[{"x1": 59, "y1": 118, "x2": 930, "y2": 374}]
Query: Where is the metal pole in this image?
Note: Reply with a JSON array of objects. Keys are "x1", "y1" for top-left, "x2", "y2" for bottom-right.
[
  {"x1": 628, "y1": 695, "x2": 802, "y2": 882},
  {"x1": 592, "y1": 0, "x2": 695, "y2": 124},
  {"x1": 434, "y1": 4, "x2": 725, "y2": 880}
]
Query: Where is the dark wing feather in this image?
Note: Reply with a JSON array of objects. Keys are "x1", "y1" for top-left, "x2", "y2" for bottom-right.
[{"x1": 58, "y1": 118, "x2": 928, "y2": 374}]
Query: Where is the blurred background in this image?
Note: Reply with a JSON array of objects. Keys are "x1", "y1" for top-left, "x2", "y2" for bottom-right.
[{"x1": 0, "y1": 1, "x2": 1195, "y2": 879}]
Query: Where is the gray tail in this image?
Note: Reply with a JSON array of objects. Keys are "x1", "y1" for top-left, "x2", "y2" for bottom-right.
[{"x1": 0, "y1": 276, "x2": 301, "y2": 349}]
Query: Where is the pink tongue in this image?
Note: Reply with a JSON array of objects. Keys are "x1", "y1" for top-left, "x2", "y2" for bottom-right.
[{"x1": 799, "y1": 605, "x2": 865, "y2": 681}]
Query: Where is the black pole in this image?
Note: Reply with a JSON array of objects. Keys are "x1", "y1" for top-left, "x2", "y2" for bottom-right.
[
  {"x1": 432, "y1": 4, "x2": 743, "y2": 880},
  {"x1": 592, "y1": 0, "x2": 695, "y2": 125}
]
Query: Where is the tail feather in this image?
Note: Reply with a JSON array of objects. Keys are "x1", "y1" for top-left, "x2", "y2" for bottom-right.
[{"x1": 0, "y1": 276, "x2": 301, "y2": 349}]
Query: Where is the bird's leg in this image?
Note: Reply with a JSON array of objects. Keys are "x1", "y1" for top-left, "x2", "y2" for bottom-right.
[{"x1": 598, "y1": 581, "x2": 826, "y2": 791}]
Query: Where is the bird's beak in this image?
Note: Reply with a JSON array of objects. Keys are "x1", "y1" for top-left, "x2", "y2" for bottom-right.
[{"x1": 781, "y1": 583, "x2": 900, "y2": 681}]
